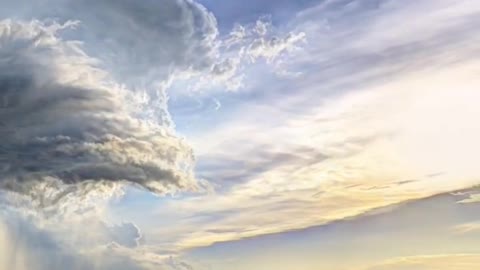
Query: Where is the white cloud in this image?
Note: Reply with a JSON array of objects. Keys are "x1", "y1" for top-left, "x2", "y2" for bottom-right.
[{"x1": 246, "y1": 31, "x2": 306, "y2": 63}]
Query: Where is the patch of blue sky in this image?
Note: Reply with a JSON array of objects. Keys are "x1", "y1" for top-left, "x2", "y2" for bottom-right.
[{"x1": 198, "y1": 0, "x2": 321, "y2": 31}]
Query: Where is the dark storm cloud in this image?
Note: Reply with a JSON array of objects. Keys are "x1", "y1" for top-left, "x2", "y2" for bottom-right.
[{"x1": 0, "y1": 20, "x2": 196, "y2": 195}]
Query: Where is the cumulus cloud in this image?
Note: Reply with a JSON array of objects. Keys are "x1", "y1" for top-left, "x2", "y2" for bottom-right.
[{"x1": 0, "y1": 20, "x2": 197, "y2": 197}]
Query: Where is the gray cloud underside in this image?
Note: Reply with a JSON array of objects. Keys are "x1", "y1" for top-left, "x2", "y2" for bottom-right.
[{"x1": 0, "y1": 20, "x2": 196, "y2": 195}]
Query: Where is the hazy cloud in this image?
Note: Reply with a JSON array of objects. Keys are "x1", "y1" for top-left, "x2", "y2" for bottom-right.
[
  {"x1": 361, "y1": 254, "x2": 480, "y2": 270},
  {"x1": 457, "y1": 192, "x2": 480, "y2": 204}
]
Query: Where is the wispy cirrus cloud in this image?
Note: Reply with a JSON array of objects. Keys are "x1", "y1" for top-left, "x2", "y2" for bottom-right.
[
  {"x1": 452, "y1": 222, "x2": 480, "y2": 235},
  {"x1": 457, "y1": 193, "x2": 480, "y2": 204},
  {"x1": 132, "y1": 0, "x2": 480, "y2": 252},
  {"x1": 361, "y1": 254, "x2": 480, "y2": 270}
]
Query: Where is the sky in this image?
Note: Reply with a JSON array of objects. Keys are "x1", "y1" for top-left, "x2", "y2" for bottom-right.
[{"x1": 0, "y1": 0, "x2": 479, "y2": 269}]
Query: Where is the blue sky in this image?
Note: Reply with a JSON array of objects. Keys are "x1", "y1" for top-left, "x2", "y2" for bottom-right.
[
  {"x1": 0, "y1": 0, "x2": 480, "y2": 269},
  {"x1": 197, "y1": 0, "x2": 319, "y2": 29}
]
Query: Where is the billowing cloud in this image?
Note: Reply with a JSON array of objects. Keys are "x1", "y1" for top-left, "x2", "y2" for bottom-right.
[{"x1": 0, "y1": 20, "x2": 197, "y2": 197}]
